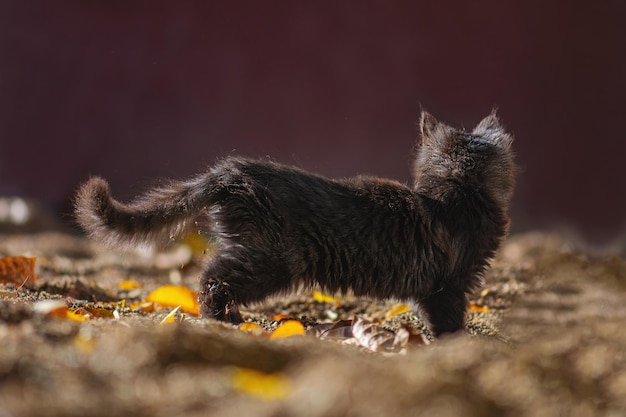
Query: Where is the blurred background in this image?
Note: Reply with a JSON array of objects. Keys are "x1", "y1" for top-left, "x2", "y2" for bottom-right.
[{"x1": 1, "y1": 1, "x2": 625, "y2": 246}]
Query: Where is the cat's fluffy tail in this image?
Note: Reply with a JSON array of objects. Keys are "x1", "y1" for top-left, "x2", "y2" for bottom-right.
[{"x1": 75, "y1": 174, "x2": 214, "y2": 250}]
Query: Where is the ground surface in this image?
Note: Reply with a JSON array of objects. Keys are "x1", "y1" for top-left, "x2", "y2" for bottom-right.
[{"x1": 0, "y1": 231, "x2": 625, "y2": 417}]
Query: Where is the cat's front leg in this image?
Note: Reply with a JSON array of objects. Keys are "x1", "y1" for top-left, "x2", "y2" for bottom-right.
[{"x1": 418, "y1": 287, "x2": 468, "y2": 337}]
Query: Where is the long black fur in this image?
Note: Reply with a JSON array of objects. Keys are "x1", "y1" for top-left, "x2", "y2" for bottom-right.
[{"x1": 75, "y1": 111, "x2": 515, "y2": 336}]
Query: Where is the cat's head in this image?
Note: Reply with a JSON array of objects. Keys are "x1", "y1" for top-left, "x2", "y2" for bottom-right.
[{"x1": 413, "y1": 110, "x2": 516, "y2": 209}]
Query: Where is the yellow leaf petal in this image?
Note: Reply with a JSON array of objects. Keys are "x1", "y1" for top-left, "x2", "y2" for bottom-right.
[
  {"x1": 67, "y1": 309, "x2": 88, "y2": 322},
  {"x1": 311, "y1": 290, "x2": 339, "y2": 303},
  {"x1": 146, "y1": 285, "x2": 199, "y2": 315},
  {"x1": 384, "y1": 303, "x2": 412, "y2": 321},
  {"x1": 231, "y1": 368, "x2": 291, "y2": 400},
  {"x1": 240, "y1": 322, "x2": 266, "y2": 335},
  {"x1": 130, "y1": 301, "x2": 156, "y2": 313},
  {"x1": 270, "y1": 320, "x2": 305, "y2": 340},
  {"x1": 118, "y1": 279, "x2": 141, "y2": 290},
  {"x1": 159, "y1": 306, "x2": 181, "y2": 325}
]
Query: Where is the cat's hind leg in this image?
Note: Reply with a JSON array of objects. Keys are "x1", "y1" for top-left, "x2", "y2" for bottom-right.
[{"x1": 200, "y1": 278, "x2": 244, "y2": 323}]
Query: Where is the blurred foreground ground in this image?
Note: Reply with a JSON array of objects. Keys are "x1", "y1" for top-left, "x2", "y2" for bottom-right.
[{"x1": 0, "y1": 232, "x2": 625, "y2": 417}]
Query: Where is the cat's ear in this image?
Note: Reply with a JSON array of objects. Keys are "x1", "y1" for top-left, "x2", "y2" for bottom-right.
[
  {"x1": 419, "y1": 111, "x2": 439, "y2": 138},
  {"x1": 473, "y1": 109, "x2": 513, "y2": 147},
  {"x1": 473, "y1": 110, "x2": 503, "y2": 135}
]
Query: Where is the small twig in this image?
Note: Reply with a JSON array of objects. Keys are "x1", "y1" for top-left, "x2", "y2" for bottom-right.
[{"x1": 15, "y1": 275, "x2": 31, "y2": 293}]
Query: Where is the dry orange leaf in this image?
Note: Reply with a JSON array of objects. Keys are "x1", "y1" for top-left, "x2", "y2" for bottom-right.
[
  {"x1": 84, "y1": 306, "x2": 115, "y2": 319},
  {"x1": 0, "y1": 256, "x2": 38, "y2": 289},
  {"x1": 469, "y1": 303, "x2": 490, "y2": 313},
  {"x1": 33, "y1": 300, "x2": 87, "y2": 322},
  {"x1": 270, "y1": 320, "x2": 305, "y2": 340},
  {"x1": 384, "y1": 303, "x2": 413, "y2": 321},
  {"x1": 271, "y1": 313, "x2": 291, "y2": 322},
  {"x1": 146, "y1": 285, "x2": 199, "y2": 315},
  {"x1": 231, "y1": 368, "x2": 291, "y2": 400}
]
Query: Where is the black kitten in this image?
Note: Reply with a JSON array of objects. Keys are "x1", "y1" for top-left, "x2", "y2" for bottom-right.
[{"x1": 75, "y1": 111, "x2": 515, "y2": 336}]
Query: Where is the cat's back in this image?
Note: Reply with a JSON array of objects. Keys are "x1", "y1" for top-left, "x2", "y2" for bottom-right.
[{"x1": 212, "y1": 156, "x2": 421, "y2": 217}]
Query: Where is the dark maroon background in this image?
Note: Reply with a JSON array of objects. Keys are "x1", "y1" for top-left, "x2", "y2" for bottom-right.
[{"x1": 1, "y1": 1, "x2": 625, "y2": 244}]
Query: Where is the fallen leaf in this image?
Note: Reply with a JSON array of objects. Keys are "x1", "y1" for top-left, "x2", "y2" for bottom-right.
[
  {"x1": 240, "y1": 322, "x2": 267, "y2": 335},
  {"x1": 309, "y1": 319, "x2": 354, "y2": 339},
  {"x1": 118, "y1": 280, "x2": 141, "y2": 290},
  {"x1": 269, "y1": 320, "x2": 305, "y2": 340},
  {"x1": 66, "y1": 309, "x2": 88, "y2": 322},
  {"x1": 311, "y1": 290, "x2": 339, "y2": 303},
  {"x1": 384, "y1": 303, "x2": 412, "y2": 321},
  {"x1": 83, "y1": 306, "x2": 115, "y2": 319},
  {"x1": 146, "y1": 285, "x2": 199, "y2": 315},
  {"x1": 159, "y1": 306, "x2": 182, "y2": 324},
  {"x1": 231, "y1": 368, "x2": 291, "y2": 400},
  {"x1": 469, "y1": 302, "x2": 490, "y2": 313},
  {"x1": 33, "y1": 299, "x2": 68, "y2": 318},
  {"x1": 352, "y1": 316, "x2": 408, "y2": 352},
  {"x1": 33, "y1": 300, "x2": 88, "y2": 322},
  {"x1": 130, "y1": 301, "x2": 156, "y2": 313},
  {"x1": 271, "y1": 313, "x2": 291, "y2": 322},
  {"x1": 0, "y1": 256, "x2": 38, "y2": 289}
]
